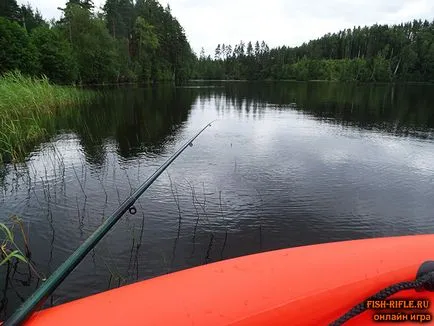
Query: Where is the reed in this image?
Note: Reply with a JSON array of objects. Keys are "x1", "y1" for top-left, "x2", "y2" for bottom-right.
[
  {"x1": 167, "y1": 172, "x2": 183, "y2": 268},
  {"x1": 0, "y1": 71, "x2": 95, "y2": 164},
  {"x1": 219, "y1": 190, "x2": 228, "y2": 259},
  {"x1": 0, "y1": 215, "x2": 42, "y2": 281},
  {"x1": 0, "y1": 221, "x2": 27, "y2": 267}
]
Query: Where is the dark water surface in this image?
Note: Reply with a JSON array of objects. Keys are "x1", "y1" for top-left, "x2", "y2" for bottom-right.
[{"x1": 1, "y1": 81, "x2": 434, "y2": 319}]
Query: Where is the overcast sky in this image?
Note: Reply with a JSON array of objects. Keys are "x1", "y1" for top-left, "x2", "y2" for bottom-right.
[{"x1": 18, "y1": 0, "x2": 434, "y2": 56}]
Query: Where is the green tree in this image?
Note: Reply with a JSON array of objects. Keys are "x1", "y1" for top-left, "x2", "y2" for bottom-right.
[
  {"x1": 0, "y1": 0, "x2": 197, "y2": 85},
  {"x1": 246, "y1": 41, "x2": 253, "y2": 57},
  {"x1": 20, "y1": 4, "x2": 47, "y2": 32},
  {"x1": 133, "y1": 0, "x2": 195, "y2": 83},
  {"x1": 58, "y1": 4, "x2": 119, "y2": 83},
  {"x1": 200, "y1": 47, "x2": 205, "y2": 60},
  {"x1": 372, "y1": 55, "x2": 392, "y2": 81},
  {"x1": 0, "y1": 0, "x2": 20, "y2": 21},
  {"x1": 195, "y1": 20, "x2": 434, "y2": 82},
  {"x1": 133, "y1": 16, "x2": 159, "y2": 82},
  {"x1": 65, "y1": 0, "x2": 94, "y2": 11},
  {"x1": 103, "y1": 0, "x2": 134, "y2": 39},
  {"x1": 215, "y1": 44, "x2": 221, "y2": 60},
  {"x1": 0, "y1": 17, "x2": 39, "y2": 74},
  {"x1": 30, "y1": 26, "x2": 78, "y2": 83},
  {"x1": 254, "y1": 41, "x2": 260, "y2": 57}
]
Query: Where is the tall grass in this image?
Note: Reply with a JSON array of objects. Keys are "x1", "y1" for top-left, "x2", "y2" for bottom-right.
[{"x1": 0, "y1": 71, "x2": 95, "y2": 164}]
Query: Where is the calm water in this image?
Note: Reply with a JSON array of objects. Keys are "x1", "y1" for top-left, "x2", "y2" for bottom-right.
[{"x1": 1, "y1": 81, "x2": 434, "y2": 319}]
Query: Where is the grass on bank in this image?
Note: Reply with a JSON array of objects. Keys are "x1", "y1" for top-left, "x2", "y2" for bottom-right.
[{"x1": 0, "y1": 71, "x2": 95, "y2": 164}]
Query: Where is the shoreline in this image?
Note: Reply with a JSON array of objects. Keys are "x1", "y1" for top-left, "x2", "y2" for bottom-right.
[{"x1": 0, "y1": 72, "x2": 95, "y2": 164}]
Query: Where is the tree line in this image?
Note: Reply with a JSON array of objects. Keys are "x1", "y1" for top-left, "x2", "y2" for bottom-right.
[
  {"x1": 194, "y1": 20, "x2": 434, "y2": 82},
  {"x1": 0, "y1": 0, "x2": 195, "y2": 85},
  {"x1": 1, "y1": 0, "x2": 433, "y2": 84}
]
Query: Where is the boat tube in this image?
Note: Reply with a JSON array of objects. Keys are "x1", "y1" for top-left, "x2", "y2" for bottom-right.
[{"x1": 20, "y1": 234, "x2": 434, "y2": 326}]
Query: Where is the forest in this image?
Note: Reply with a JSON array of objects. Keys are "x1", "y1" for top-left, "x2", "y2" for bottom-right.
[
  {"x1": 195, "y1": 20, "x2": 434, "y2": 82},
  {"x1": 0, "y1": 0, "x2": 195, "y2": 84},
  {"x1": 0, "y1": 0, "x2": 433, "y2": 84}
]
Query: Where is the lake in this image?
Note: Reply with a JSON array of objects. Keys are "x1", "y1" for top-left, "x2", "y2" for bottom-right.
[{"x1": 1, "y1": 81, "x2": 434, "y2": 319}]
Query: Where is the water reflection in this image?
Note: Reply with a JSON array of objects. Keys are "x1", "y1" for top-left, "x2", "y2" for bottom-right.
[
  {"x1": 54, "y1": 86, "x2": 198, "y2": 165},
  {"x1": 192, "y1": 81, "x2": 434, "y2": 139},
  {"x1": 47, "y1": 81, "x2": 434, "y2": 165}
]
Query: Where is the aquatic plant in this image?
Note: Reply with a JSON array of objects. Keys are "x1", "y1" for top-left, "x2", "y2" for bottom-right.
[
  {"x1": 0, "y1": 215, "x2": 45, "y2": 284},
  {"x1": 0, "y1": 71, "x2": 95, "y2": 164},
  {"x1": 0, "y1": 216, "x2": 28, "y2": 266}
]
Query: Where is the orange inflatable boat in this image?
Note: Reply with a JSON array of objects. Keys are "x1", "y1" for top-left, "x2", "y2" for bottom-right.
[{"x1": 14, "y1": 234, "x2": 434, "y2": 325}]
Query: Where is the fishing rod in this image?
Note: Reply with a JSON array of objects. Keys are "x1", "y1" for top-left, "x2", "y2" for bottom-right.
[{"x1": 4, "y1": 121, "x2": 215, "y2": 326}]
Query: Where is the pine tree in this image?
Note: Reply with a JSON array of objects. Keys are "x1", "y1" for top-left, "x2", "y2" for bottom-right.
[
  {"x1": 255, "y1": 41, "x2": 260, "y2": 57},
  {"x1": 247, "y1": 41, "x2": 253, "y2": 56},
  {"x1": 227, "y1": 45, "x2": 232, "y2": 58},
  {"x1": 239, "y1": 41, "x2": 245, "y2": 57},
  {"x1": 215, "y1": 44, "x2": 221, "y2": 60},
  {"x1": 20, "y1": 4, "x2": 46, "y2": 32}
]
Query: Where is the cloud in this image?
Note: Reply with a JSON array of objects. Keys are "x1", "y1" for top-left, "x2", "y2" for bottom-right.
[
  {"x1": 164, "y1": 0, "x2": 434, "y2": 55},
  {"x1": 18, "y1": 0, "x2": 434, "y2": 56},
  {"x1": 17, "y1": 0, "x2": 106, "y2": 21}
]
